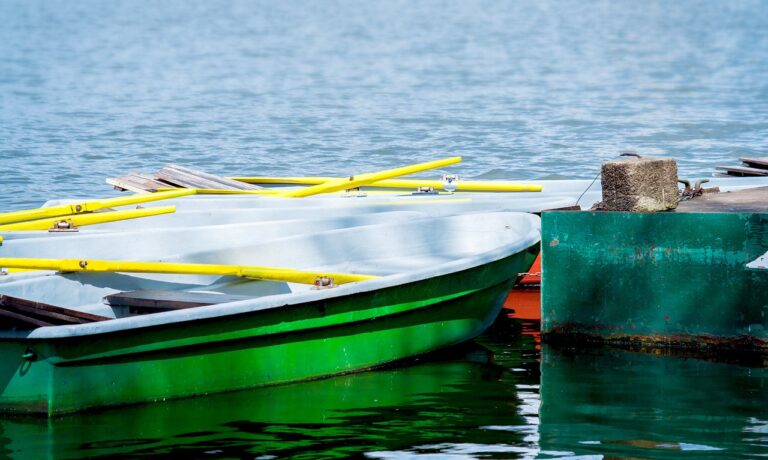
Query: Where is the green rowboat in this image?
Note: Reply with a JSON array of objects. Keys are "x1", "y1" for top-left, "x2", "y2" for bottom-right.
[{"x1": 0, "y1": 212, "x2": 539, "y2": 415}]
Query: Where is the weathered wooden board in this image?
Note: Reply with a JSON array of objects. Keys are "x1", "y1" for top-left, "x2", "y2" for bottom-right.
[
  {"x1": 677, "y1": 186, "x2": 768, "y2": 213},
  {"x1": 0, "y1": 308, "x2": 53, "y2": 328},
  {"x1": 108, "y1": 165, "x2": 264, "y2": 192},
  {"x1": 714, "y1": 165, "x2": 768, "y2": 177},
  {"x1": 0, "y1": 294, "x2": 109, "y2": 328},
  {"x1": 740, "y1": 157, "x2": 768, "y2": 170},
  {"x1": 105, "y1": 289, "x2": 254, "y2": 312},
  {"x1": 107, "y1": 173, "x2": 174, "y2": 193},
  {"x1": 156, "y1": 164, "x2": 262, "y2": 190}
]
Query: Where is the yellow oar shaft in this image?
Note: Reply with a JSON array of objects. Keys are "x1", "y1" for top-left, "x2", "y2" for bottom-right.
[
  {"x1": 0, "y1": 258, "x2": 376, "y2": 285},
  {"x1": 155, "y1": 188, "x2": 449, "y2": 196},
  {"x1": 276, "y1": 157, "x2": 462, "y2": 198},
  {"x1": 0, "y1": 206, "x2": 176, "y2": 231},
  {"x1": 231, "y1": 176, "x2": 541, "y2": 192},
  {"x1": 0, "y1": 189, "x2": 195, "y2": 225}
]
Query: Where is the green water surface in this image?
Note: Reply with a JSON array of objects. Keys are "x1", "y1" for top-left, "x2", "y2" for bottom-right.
[{"x1": 1, "y1": 317, "x2": 766, "y2": 459}]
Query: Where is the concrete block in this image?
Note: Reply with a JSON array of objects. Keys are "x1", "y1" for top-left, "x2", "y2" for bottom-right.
[{"x1": 601, "y1": 157, "x2": 678, "y2": 212}]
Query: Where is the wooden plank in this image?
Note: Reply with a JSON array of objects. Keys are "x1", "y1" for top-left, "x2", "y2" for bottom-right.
[
  {"x1": 157, "y1": 165, "x2": 261, "y2": 191},
  {"x1": 104, "y1": 289, "x2": 253, "y2": 312},
  {"x1": 714, "y1": 165, "x2": 768, "y2": 177},
  {"x1": 0, "y1": 295, "x2": 110, "y2": 324},
  {"x1": 107, "y1": 173, "x2": 174, "y2": 193},
  {"x1": 0, "y1": 308, "x2": 54, "y2": 328},
  {"x1": 677, "y1": 186, "x2": 768, "y2": 213},
  {"x1": 109, "y1": 166, "x2": 262, "y2": 192},
  {"x1": 156, "y1": 169, "x2": 224, "y2": 190},
  {"x1": 740, "y1": 157, "x2": 768, "y2": 170},
  {"x1": 166, "y1": 164, "x2": 262, "y2": 190}
]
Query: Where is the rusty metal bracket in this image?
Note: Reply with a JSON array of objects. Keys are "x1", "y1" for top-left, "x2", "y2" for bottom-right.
[{"x1": 679, "y1": 178, "x2": 718, "y2": 201}]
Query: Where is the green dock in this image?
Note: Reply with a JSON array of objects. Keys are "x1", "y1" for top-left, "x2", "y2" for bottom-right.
[{"x1": 541, "y1": 187, "x2": 768, "y2": 350}]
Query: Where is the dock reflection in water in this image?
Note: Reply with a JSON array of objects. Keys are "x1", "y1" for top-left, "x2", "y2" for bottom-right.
[
  {"x1": 1, "y1": 319, "x2": 767, "y2": 459},
  {"x1": 539, "y1": 345, "x2": 768, "y2": 459}
]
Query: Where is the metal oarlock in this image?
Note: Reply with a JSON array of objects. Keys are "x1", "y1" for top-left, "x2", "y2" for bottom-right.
[
  {"x1": 442, "y1": 174, "x2": 459, "y2": 193},
  {"x1": 48, "y1": 220, "x2": 79, "y2": 232},
  {"x1": 313, "y1": 276, "x2": 336, "y2": 289}
]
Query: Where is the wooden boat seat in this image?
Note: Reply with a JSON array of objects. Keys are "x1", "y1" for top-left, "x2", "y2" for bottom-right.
[
  {"x1": 0, "y1": 294, "x2": 110, "y2": 329},
  {"x1": 104, "y1": 289, "x2": 254, "y2": 314}
]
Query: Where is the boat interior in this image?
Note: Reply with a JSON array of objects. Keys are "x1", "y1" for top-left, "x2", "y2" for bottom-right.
[{"x1": 0, "y1": 212, "x2": 540, "y2": 330}]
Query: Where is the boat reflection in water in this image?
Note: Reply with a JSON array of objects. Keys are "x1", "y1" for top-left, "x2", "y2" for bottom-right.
[
  {"x1": 1, "y1": 319, "x2": 767, "y2": 458},
  {"x1": 0, "y1": 336, "x2": 539, "y2": 459}
]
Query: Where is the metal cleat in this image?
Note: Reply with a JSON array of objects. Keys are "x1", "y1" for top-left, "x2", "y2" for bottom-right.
[{"x1": 679, "y1": 178, "x2": 719, "y2": 201}]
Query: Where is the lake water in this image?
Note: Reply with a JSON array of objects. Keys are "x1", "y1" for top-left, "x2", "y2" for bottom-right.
[
  {"x1": 1, "y1": 0, "x2": 767, "y2": 210},
  {"x1": 1, "y1": 318, "x2": 767, "y2": 459},
  {"x1": 2, "y1": 1, "x2": 768, "y2": 458}
]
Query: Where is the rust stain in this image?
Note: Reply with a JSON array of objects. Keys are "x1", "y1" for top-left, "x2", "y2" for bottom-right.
[
  {"x1": 549, "y1": 238, "x2": 559, "y2": 247},
  {"x1": 543, "y1": 325, "x2": 768, "y2": 356}
]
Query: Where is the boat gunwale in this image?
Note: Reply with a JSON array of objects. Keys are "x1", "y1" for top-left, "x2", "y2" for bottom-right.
[{"x1": 3, "y1": 212, "x2": 541, "y2": 340}]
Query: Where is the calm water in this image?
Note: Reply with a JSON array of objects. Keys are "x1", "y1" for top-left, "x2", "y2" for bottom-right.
[
  {"x1": 2, "y1": 1, "x2": 768, "y2": 458},
  {"x1": 1, "y1": 318, "x2": 767, "y2": 459},
  {"x1": 1, "y1": 0, "x2": 768, "y2": 210}
]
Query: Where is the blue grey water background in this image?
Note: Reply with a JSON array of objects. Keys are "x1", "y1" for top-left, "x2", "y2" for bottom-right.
[
  {"x1": 1, "y1": 1, "x2": 768, "y2": 458},
  {"x1": 1, "y1": 0, "x2": 768, "y2": 210}
]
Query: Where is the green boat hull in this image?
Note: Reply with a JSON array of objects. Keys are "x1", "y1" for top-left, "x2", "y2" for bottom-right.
[
  {"x1": 541, "y1": 211, "x2": 768, "y2": 349},
  {"x1": 0, "y1": 248, "x2": 535, "y2": 415}
]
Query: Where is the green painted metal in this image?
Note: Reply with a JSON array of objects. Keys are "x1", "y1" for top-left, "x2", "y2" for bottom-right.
[
  {"x1": 0, "y1": 248, "x2": 536, "y2": 415},
  {"x1": 541, "y1": 211, "x2": 768, "y2": 348}
]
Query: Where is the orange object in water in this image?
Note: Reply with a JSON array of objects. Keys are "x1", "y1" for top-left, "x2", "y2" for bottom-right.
[
  {"x1": 504, "y1": 288, "x2": 541, "y2": 320},
  {"x1": 504, "y1": 252, "x2": 542, "y2": 320}
]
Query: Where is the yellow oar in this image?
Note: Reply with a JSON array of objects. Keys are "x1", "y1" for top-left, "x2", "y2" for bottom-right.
[
  {"x1": 275, "y1": 157, "x2": 462, "y2": 198},
  {"x1": 0, "y1": 189, "x2": 195, "y2": 226},
  {"x1": 0, "y1": 206, "x2": 176, "y2": 231},
  {"x1": 154, "y1": 188, "x2": 451, "y2": 196},
  {"x1": 0, "y1": 258, "x2": 377, "y2": 285},
  {"x1": 232, "y1": 176, "x2": 542, "y2": 192}
]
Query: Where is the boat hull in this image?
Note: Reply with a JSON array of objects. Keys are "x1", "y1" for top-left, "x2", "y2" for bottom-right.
[{"x1": 0, "y1": 248, "x2": 534, "y2": 415}]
